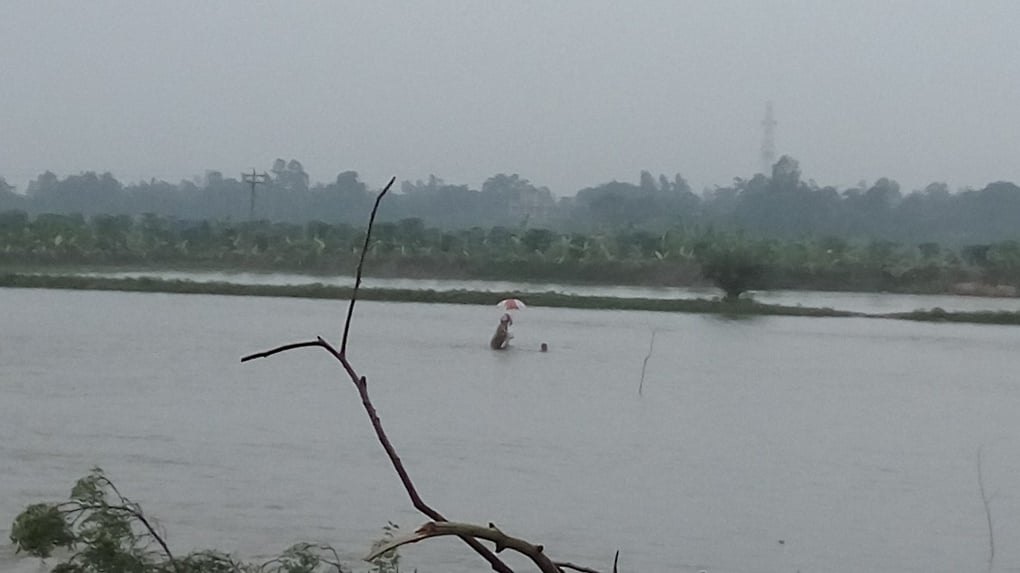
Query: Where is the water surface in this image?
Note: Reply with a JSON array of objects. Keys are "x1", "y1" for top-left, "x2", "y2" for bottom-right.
[{"x1": 2, "y1": 287, "x2": 1020, "y2": 573}]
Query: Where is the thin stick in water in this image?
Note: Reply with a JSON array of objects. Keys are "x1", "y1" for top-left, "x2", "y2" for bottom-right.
[
  {"x1": 638, "y1": 330, "x2": 657, "y2": 396},
  {"x1": 977, "y1": 445, "x2": 995, "y2": 573}
]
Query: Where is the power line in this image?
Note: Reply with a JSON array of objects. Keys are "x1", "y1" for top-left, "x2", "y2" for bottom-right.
[{"x1": 242, "y1": 169, "x2": 269, "y2": 222}]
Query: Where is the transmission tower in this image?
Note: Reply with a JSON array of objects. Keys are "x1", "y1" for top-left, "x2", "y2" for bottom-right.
[
  {"x1": 242, "y1": 169, "x2": 270, "y2": 222},
  {"x1": 760, "y1": 101, "x2": 777, "y2": 175}
]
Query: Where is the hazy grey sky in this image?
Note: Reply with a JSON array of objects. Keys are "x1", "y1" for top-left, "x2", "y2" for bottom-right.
[{"x1": 2, "y1": 1, "x2": 1018, "y2": 195}]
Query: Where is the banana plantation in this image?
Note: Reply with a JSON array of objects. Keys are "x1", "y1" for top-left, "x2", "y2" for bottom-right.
[{"x1": 3, "y1": 209, "x2": 1020, "y2": 295}]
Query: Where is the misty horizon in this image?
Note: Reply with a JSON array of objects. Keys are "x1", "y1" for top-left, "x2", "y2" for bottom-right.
[
  {"x1": 2, "y1": 156, "x2": 1019, "y2": 199},
  {"x1": 3, "y1": 2, "x2": 1018, "y2": 197}
]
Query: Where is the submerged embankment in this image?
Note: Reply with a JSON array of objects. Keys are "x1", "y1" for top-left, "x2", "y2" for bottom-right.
[{"x1": 5, "y1": 272, "x2": 1020, "y2": 326}]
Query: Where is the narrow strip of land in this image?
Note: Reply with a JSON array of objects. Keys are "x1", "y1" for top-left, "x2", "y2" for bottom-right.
[{"x1": 4, "y1": 273, "x2": 1020, "y2": 326}]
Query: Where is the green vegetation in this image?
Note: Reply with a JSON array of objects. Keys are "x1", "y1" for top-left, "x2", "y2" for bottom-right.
[
  {"x1": 8, "y1": 177, "x2": 1019, "y2": 573},
  {"x1": 878, "y1": 308, "x2": 1020, "y2": 325},
  {"x1": 693, "y1": 234, "x2": 770, "y2": 301},
  {"x1": 366, "y1": 523, "x2": 401, "y2": 573},
  {"x1": 3, "y1": 157, "x2": 1020, "y2": 247},
  {"x1": 9, "y1": 468, "x2": 393, "y2": 573},
  {"x1": 4, "y1": 209, "x2": 1020, "y2": 296},
  {"x1": 4, "y1": 154, "x2": 1020, "y2": 299}
]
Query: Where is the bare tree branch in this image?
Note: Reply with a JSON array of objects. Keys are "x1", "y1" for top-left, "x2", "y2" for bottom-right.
[
  {"x1": 241, "y1": 340, "x2": 329, "y2": 362},
  {"x1": 319, "y1": 344, "x2": 515, "y2": 573},
  {"x1": 247, "y1": 336, "x2": 515, "y2": 573},
  {"x1": 365, "y1": 522, "x2": 564, "y2": 573},
  {"x1": 242, "y1": 179, "x2": 516, "y2": 573},
  {"x1": 341, "y1": 176, "x2": 396, "y2": 357}
]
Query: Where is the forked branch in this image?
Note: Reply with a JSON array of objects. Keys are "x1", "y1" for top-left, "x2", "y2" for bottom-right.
[
  {"x1": 242, "y1": 179, "x2": 515, "y2": 573},
  {"x1": 366, "y1": 522, "x2": 617, "y2": 573},
  {"x1": 365, "y1": 522, "x2": 562, "y2": 573}
]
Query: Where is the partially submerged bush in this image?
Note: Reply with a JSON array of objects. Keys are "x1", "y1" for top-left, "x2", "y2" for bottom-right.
[{"x1": 694, "y1": 236, "x2": 771, "y2": 301}]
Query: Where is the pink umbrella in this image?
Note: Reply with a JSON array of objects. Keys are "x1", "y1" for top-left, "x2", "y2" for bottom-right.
[{"x1": 496, "y1": 298, "x2": 526, "y2": 311}]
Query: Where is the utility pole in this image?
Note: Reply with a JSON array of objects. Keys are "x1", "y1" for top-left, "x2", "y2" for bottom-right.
[
  {"x1": 760, "y1": 101, "x2": 777, "y2": 175},
  {"x1": 242, "y1": 169, "x2": 269, "y2": 222}
]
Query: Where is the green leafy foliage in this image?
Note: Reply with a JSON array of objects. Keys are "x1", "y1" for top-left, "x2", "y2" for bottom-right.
[
  {"x1": 6, "y1": 156, "x2": 1020, "y2": 246},
  {"x1": 10, "y1": 503, "x2": 75, "y2": 558},
  {"x1": 69, "y1": 472, "x2": 108, "y2": 504},
  {"x1": 256, "y1": 543, "x2": 346, "y2": 573},
  {"x1": 9, "y1": 469, "x2": 353, "y2": 573},
  {"x1": 4, "y1": 208, "x2": 1013, "y2": 293}
]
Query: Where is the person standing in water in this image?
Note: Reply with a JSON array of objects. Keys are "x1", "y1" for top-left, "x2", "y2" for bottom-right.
[{"x1": 490, "y1": 313, "x2": 513, "y2": 350}]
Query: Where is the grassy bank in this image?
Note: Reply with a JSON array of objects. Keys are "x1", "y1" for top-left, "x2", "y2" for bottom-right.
[
  {"x1": 0, "y1": 272, "x2": 846, "y2": 315},
  {"x1": 6, "y1": 272, "x2": 1020, "y2": 326}
]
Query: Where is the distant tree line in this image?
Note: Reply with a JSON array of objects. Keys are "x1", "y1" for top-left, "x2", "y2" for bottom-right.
[{"x1": 2, "y1": 156, "x2": 1020, "y2": 245}]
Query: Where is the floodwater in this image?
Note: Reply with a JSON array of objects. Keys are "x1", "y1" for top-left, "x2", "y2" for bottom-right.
[{"x1": 3, "y1": 286, "x2": 1020, "y2": 573}]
